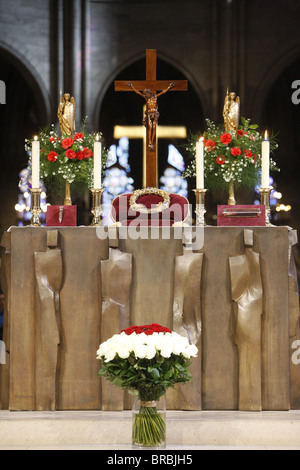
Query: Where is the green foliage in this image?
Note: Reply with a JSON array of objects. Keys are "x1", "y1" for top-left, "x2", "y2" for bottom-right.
[
  {"x1": 24, "y1": 119, "x2": 108, "y2": 199},
  {"x1": 183, "y1": 117, "x2": 279, "y2": 191},
  {"x1": 98, "y1": 350, "x2": 193, "y2": 402}
]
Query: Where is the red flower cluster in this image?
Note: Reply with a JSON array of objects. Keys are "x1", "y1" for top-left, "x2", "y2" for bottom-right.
[
  {"x1": 230, "y1": 147, "x2": 241, "y2": 157},
  {"x1": 122, "y1": 323, "x2": 172, "y2": 336},
  {"x1": 216, "y1": 156, "x2": 226, "y2": 165},
  {"x1": 46, "y1": 135, "x2": 93, "y2": 162},
  {"x1": 220, "y1": 132, "x2": 232, "y2": 145},
  {"x1": 204, "y1": 139, "x2": 217, "y2": 151},
  {"x1": 47, "y1": 151, "x2": 58, "y2": 162},
  {"x1": 61, "y1": 137, "x2": 74, "y2": 149}
]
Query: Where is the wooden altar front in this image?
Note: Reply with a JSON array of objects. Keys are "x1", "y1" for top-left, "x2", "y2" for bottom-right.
[{"x1": 0, "y1": 225, "x2": 299, "y2": 412}]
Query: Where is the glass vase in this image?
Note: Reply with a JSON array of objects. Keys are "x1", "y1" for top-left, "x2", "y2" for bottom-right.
[{"x1": 132, "y1": 394, "x2": 166, "y2": 449}]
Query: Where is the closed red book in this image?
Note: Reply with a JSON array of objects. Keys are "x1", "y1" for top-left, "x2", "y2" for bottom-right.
[
  {"x1": 217, "y1": 205, "x2": 266, "y2": 226},
  {"x1": 46, "y1": 205, "x2": 77, "y2": 227}
]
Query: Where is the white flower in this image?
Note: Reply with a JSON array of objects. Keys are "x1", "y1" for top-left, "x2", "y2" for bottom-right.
[
  {"x1": 104, "y1": 349, "x2": 116, "y2": 362},
  {"x1": 97, "y1": 329, "x2": 198, "y2": 362},
  {"x1": 182, "y1": 344, "x2": 198, "y2": 359},
  {"x1": 160, "y1": 346, "x2": 173, "y2": 358},
  {"x1": 134, "y1": 343, "x2": 148, "y2": 359},
  {"x1": 118, "y1": 347, "x2": 130, "y2": 359},
  {"x1": 145, "y1": 345, "x2": 156, "y2": 360}
]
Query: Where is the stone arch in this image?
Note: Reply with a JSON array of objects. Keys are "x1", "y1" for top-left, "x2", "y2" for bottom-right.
[
  {"x1": 93, "y1": 50, "x2": 206, "y2": 131},
  {"x1": 251, "y1": 45, "x2": 300, "y2": 122},
  {"x1": 0, "y1": 39, "x2": 51, "y2": 124},
  {"x1": 94, "y1": 51, "x2": 205, "y2": 190}
]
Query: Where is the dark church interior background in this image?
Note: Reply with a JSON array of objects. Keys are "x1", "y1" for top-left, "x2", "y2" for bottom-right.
[{"x1": 0, "y1": 0, "x2": 299, "y2": 284}]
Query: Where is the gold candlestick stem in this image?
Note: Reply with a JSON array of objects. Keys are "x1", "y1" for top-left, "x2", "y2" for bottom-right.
[
  {"x1": 259, "y1": 186, "x2": 273, "y2": 226},
  {"x1": 30, "y1": 188, "x2": 42, "y2": 226},
  {"x1": 193, "y1": 189, "x2": 208, "y2": 226},
  {"x1": 64, "y1": 180, "x2": 72, "y2": 206},
  {"x1": 90, "y1": 189, "x2": 104, "y2": 226}
]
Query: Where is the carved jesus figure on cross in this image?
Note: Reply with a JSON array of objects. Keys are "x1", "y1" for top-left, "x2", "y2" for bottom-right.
[
  {"x1": 127, "y1": 82, "x2": 175, "y2": 150},
  {"x1": 115, "y1": 49, "x2": 188, "y2": 187}
]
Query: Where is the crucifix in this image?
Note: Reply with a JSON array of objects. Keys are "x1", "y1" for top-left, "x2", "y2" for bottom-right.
[
  {"x1": 114, "y1": 105, "x2": 187, "y2": 188},
  {"x1": 115, "y1": 49, "x2": 188, "y2": 188}
]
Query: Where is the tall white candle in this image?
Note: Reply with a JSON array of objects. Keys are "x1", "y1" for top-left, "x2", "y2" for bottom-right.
[
  {"x1": 32, "y1": 136, "x2": 40, "y2": 188},
  {"x1": 196, "y1": 137, "x2": 204, "y2": 189},
  {"x1": 93, "y1": 134, "x2": 102, "y2": 189},
  {"x1": 261, "y1": 130, "x2": 270, "y2": 188}
]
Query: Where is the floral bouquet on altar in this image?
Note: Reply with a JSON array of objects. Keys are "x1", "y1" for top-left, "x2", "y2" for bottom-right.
[
  {"x1": 183, "y1": 117, "x2": 279, "y2": 193},
  {"x1": 24, "y1": 120, "x2": 107, "y2": 198},
  {"x1": 96, "y1": 323, "x2": 198, "y2": 448}
]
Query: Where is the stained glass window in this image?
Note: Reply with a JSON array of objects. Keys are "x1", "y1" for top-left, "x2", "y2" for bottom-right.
[
  {"x1": 160, "y1": 145, "x2": 188, "y2": 197},
  {"x1": 102, "y1": 137, "x2": 134, "y2": 225}
]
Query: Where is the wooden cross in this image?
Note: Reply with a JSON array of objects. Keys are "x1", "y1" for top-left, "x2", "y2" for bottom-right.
[
  {"x1": 115, "y1": 49, "x2": 188, "y2": 188},
  {"x1": 114, "y1": 105, "x2": 187, "y2": 188}
]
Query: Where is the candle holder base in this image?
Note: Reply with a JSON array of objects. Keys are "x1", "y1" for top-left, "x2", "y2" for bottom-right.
[
  {"x1": 30, "y1": 188, "x2": 42, "y2": 227},
  {"x1": 90, "y1": 189, "x2": 104, "y2": 226},
  {"x1": 193, "y1": 189, "x2": 208, "y2": 226},
  {"x1": 259, "y1": 186, "x2": 273, "y2": 226}
]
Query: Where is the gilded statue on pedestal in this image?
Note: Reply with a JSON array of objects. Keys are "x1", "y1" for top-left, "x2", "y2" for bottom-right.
[
  {"x1": 223, "y1": 90, "x2": 240, "y2": 136},
  {"x1": 223, "y1": 90, "x2": 240, "y2": 204},
  {"x1": 57, "y1": 92, "x2": 76, "y2": 205},
  {"x1": 57, "y1": 92, "x2": 76, "y2": 137}
]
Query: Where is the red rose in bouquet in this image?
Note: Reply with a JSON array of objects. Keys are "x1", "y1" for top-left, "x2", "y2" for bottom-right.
[
  {"x1": 216, "y1": 156, "x2": 226, "y2": 165},
  {"x1": 122, "y1": 323, "x2": 172, "y2": 336},
  {"x1": 231, "y1": 147, "x2": 241, "y2": 156},
  {"x1": 61, "y1": 137, "x2": 74, "y2": 149},
  {"x1": 74, "y1": 132, "x2": 84, "y2": 141},
  {"x1": 204, "y1": 139, "x2": 217, "y2": 150},
  {"x1": 65, "y1": 148, "x2": 76, "y2": 159},
  {"x1": 47, "y1": 151, "x2": 58, "y2": 162},
  {"x1": 220, "y1": 132, "x2": 232, "y2": 145}
]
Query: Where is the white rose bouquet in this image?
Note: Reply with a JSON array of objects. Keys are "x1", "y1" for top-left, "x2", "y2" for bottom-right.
[{"x1": 96, "y1": 323, "x2": 198, "y2": 447}]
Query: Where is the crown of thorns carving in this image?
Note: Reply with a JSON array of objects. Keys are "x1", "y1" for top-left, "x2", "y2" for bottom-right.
[{"x1": 129, "y1": 188, "x2": 170, "y2": 214}]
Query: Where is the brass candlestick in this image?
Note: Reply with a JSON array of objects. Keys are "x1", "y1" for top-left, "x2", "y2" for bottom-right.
[
  {"x1": 193, "y1": 189, "x2": 208, "y2": 226},
  {"x1": 90, "y1": 189, "x2": 104, "y2": 226},
  {"x1": 30, "y1": 188, "x2": 42, "y2": 226},
  {"x1": 259, "y1": 186, "x2": 273, "y2": 226}
]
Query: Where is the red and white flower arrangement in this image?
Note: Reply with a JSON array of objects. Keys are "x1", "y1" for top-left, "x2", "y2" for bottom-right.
[
  {"x1": 24, "y1": 121, "x2": 107, "y2": 194},
  {"x1": 183, "y1": 117, "x2": 279, "y2": 191},
  {"x1": 97, "y1": 323, "x2": 198, "y2": 447}
]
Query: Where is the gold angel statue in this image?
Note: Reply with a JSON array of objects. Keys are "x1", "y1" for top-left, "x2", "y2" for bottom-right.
[
  {"x1": 223, "y1": 90, "x2": 240, "y2": 135},
  {"x1": 57, "y1": 92, "x2": 76, "y2": 137}
]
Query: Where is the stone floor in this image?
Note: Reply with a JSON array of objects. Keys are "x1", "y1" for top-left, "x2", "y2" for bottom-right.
[{"x1": 0, "y1": 410, "x2": 300, "y2": 450}]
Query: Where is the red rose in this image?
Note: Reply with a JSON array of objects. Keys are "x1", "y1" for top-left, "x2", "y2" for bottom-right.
[
  {"x1": 65, "y1": 149, "x2": 76, "y2": 159},
  {"x1": 49, "y1": 137, "x2": 56, "y2": 143},
  {"x1": 204, "y1": 139, "x2": 217, "y2": 150},
  {"x1": 216, "y1": 156, "x2": 226, "y2": 165},
  {"x1": 144, "y1": 330, "x2": 154, "y2": 335},
  {"x1": 231, "y1": 147, "x2": 241, "y2": 156},
  {"x1": 76, "y1": 151, "x2": 84, "y2": 160},
  {"x1": 244, "y1": 149, "x2": 252, "y2": 158},
  {"x1": 83, "y1": 147, "x2": 93, "y2": 159},
  {"x1": 47, "y1": 151, "x2": 58, "y2": 162},
  {"x1": 74, "y1": 132, "x2": 84, "y2": 141},
  {"x1": 61, "y1": 137, "x2": 74, "y2": 149},
  {"x1": 220, "y1": 133, "x2": 232, "y2": 145},
  {"x1": 121, "y1": 323, "x2": 171, "y2": 335},
  {"x1": 237, "y1": 129, "x2": 244, "y2": 136}
]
